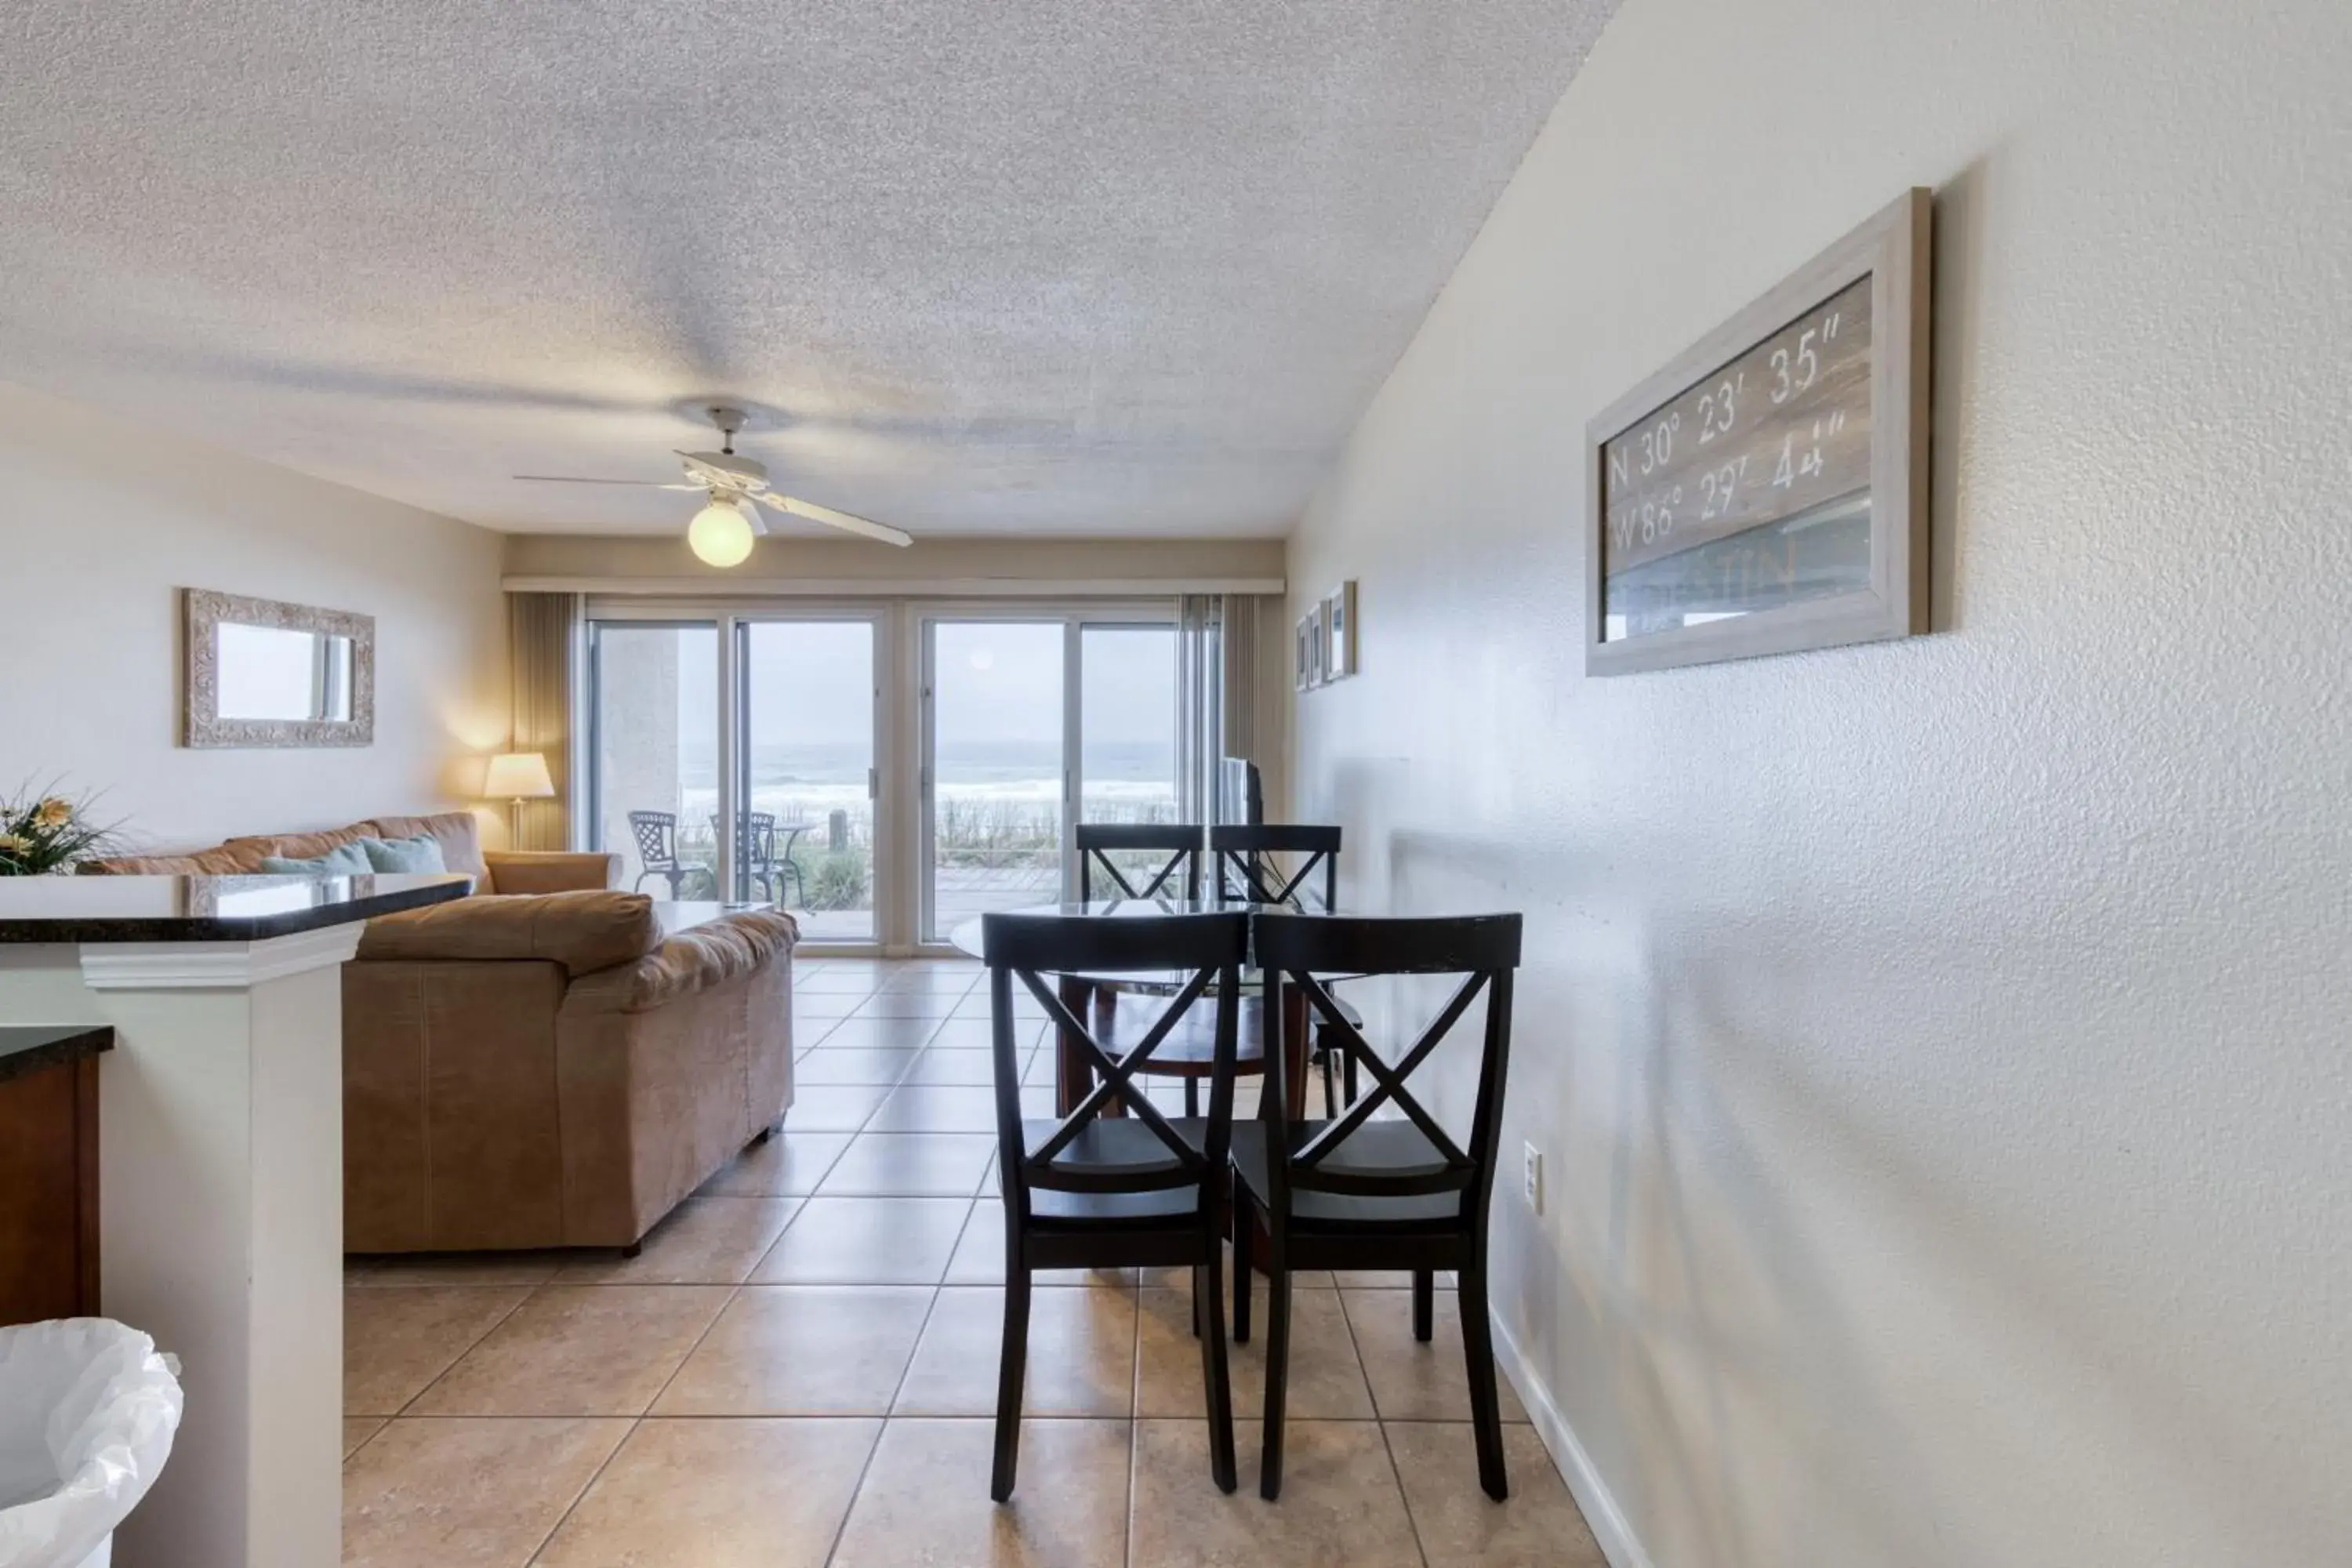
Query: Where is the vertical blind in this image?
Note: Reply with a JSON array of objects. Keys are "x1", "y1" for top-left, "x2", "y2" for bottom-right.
[
  {"x1": 506, "y1": 591, "x2": 581, "y2": 851},
  {"x1": 1175, "y1": 593, "x2": 1267, "y2": 826}
]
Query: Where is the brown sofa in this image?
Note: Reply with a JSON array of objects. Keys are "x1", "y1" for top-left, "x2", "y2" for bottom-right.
[{"x1": 85, "y1": 811, "x2": 797, "y2": 1252}]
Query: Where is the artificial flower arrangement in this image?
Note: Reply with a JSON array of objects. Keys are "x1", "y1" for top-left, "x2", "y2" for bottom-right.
[{"x1": 0, "y1": 784, "x2": 120, "y2": 875}]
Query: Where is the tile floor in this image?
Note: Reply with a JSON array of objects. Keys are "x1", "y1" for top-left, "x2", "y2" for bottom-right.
[{"x1": 343, "y1": 958, "x2": 1606, "y2": 1567}]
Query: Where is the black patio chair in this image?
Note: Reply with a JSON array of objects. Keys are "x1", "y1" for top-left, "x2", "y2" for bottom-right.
[{"x1": 626, "y1": 810, "x2": 711, "y2": 898}]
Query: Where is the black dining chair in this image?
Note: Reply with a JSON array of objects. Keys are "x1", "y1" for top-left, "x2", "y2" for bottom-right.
[
  {"x1": 1076, "y1": 822, "x2": 1203, "y2": 903},
  {"x1": 1210, "y1": 824, "x2": 1357, "y2": 1115},
  {"x1": 984, "y1": 907, "x2": 1250, "y2": 1501},
  {"x1": 1209, "y1": 824, "x2": 1340, "y2": 913},
  {"x1": 1229, "y1": 910, "x2": 1524, "y2": 1501}
]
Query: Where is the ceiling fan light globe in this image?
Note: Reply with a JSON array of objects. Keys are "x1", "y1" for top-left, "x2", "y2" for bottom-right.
[{"x1": 686, "y1": 499, "x2": 757, "y2": 568}]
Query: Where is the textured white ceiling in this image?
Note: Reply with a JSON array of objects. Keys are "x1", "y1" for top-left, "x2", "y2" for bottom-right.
[{"x1": 0, "y1": 1, "x2": 1615, "y2": 539}]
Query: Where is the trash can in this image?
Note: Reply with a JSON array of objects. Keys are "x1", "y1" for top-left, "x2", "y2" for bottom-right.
[{"x1": 0, "y1": 1320, "x2": 183, "y2": 1568}]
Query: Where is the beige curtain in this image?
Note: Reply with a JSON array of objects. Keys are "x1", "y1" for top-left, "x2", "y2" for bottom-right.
[{"x1": 506, "y1": 592, "x2": 581, "y2": 850}]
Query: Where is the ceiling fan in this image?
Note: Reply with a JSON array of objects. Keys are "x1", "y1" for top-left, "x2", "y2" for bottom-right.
[{"x1": 514, "y1": 405, "x2": 913, "y2": 565}]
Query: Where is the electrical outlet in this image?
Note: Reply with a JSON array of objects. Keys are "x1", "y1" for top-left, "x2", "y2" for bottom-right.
[{"x1": 1522, "y1": 1142, "x2": 1544, "y2": 1214}]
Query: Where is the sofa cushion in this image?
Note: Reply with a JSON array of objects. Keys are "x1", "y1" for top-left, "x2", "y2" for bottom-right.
[
  {"x1": 356, "y1": 891, "x2": 660, "y2": 975},
  {"x1": 361, "y1": 833, "x2": 448, "y2": 874},
  {"x1": 365, "y1": 812, "x2": 491, "y2": 882},
  {"x1": 260, "y1": 841, "x2": 376, "y2": 877},
  {"x1": 224, "y1": 821, "x2": 379, "y2": 866},
  {"x1": 79, "y1": 844, "x2": 262, "y2": 875},
  {"x1": 561, "y1": 909, "x2": 799, "y2": 1015}
]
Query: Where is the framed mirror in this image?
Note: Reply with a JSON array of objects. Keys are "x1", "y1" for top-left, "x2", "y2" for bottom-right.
[{"x1": 183, "y1": 589, "x2": 375, "y2": 748}]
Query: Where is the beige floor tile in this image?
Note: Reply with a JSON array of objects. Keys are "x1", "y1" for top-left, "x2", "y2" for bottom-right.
[
  {"x1": 926, "y1": 1017, "x2": 1043, "y2": 1049},
  {"x1": 796, "y1": 1046, "x2": 924, "y2": 1085},
  {"x1": 796, "y1": 967, "x2": 888, "y2": 993},
  {"x1": 343, "y1": 1416, "x2": 387, "y2": 1458},
  {"x1": 1136, "y1": 1283, "x2": 1373, "y2": 1420},
  {"x1": 895, "y1": 1284, "x2": 1136, "y2": 1417},
  {"x1": 782, "y1": 1083, "x2": 894, "y2": 1131},
  {"x1": 652, "y1": 1285, "x2": 934, "y2": 1415},
  {"x1": 1144, "y1": 1249, "x2": 1334, "y2": 1294},
  {"x1": 1341, "y1": 1289, "x2": 1529, "y2": 1424},
  {"x1": 341, "y1": 1416, "x2": 629, "y2": 1567},
  {"x1": 950, "y1": 995, "x2": 1051, "y2": 1023},
  {"x1": 1331, "y1": 1269, "x2": 1457, "y2": 1289},
  {"x1": 1385, "y1": 1423, "x2": 1605, "y2": 1566},
  {"x1": 866, "y1": 1083, "x2": 1004, "y2": 1133},
  {"x1": 344, "y1": 1284, "x2": 532, "y2": 1416},
  {"x1": 555, "y1": 1196, "x2": 800, "y2": 1285},
  {"x1": 942, "y1": 1200, "x2": 1135, "y2": 1287},
  {"x1": 817, "y1": 1015, "x2": 954, "y2": 1051},
  {"x1": 408, "y1": 1285, "x2": 730, "y2": 1416},
  {"x1": 867, "y1": 1082, "x2": 1053, "y2": 1132},
  {"x1": 534, "y1": 1417, "x2": 881, "y2": 1568},
  {"x1": 902, "y1": 1047, "x2": 1035, "y2": 1086},
  {"x1": 1129, "y1": 1419, "x2": 1421, "y2": 1568},
  {"x1": 351, "y1": 1251, "x2": 561, "y2": 1287},
  {"x1": 750, "y1": 1195, "x2": 972, "y2": 1284},
  {"x1": 699, "y1": 1129, "x2": 855, "y2": 1195},
  {"x1": 878, "y1": 967, "x2": 982, "y2": 994},
  {"x1": 831, "y1": 1417, "x2": 1131, "y2": 1568},
  {"x1": 851, "y1": 992, "x2": 965, "y2": 1019},
  {"x1": 818, "y1": 1132, "x2": 997, "y2": 1196}
]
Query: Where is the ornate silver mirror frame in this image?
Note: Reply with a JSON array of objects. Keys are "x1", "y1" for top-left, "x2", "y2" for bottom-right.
[{"x1": 183, "y1": 588, "x2": 376, "y2": 748}]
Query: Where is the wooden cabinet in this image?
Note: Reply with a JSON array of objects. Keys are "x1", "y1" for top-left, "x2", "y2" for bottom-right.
[{"x1": 0, "y1": 1027, "x2": 107, "y2": 1327}]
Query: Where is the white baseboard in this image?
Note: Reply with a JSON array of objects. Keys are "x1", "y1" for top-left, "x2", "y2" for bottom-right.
[{"x1": 1490, "y1": 1309, "x2": 1656, "y2": 1568}]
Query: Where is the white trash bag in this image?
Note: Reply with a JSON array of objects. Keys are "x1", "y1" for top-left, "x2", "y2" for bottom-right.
[{"x1": 0, "y1": 1320, "x2": 183, "y2": 1568}]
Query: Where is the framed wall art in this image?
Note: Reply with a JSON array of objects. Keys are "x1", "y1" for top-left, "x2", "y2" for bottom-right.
[
  {"x1": 1584, "y1": 187, "x2": 1932, "y2": 675},
  {"x1": 1323, "y1": 581, "x2": 1356, "y2": 679}
]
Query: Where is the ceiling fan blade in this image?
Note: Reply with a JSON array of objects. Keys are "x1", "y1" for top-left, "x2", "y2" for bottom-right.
[
  {"x1": 763, "y1": 492, "x2": 913, "y2": 547},
  {"x1": 513, "y1": 474, "x2": 702, "y2": 490}
]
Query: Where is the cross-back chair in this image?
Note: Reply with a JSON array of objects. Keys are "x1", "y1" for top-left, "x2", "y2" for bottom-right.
[
  {"x1": 984, "y1": 907, "x2": 1250, "y2": 1500},
  {"x1": 1209, "y1": 823, "x2": 1341, "y2": 913},
  {"x1": 1075, "y1": 822, "x2": 1203, "y2": 903},
  {"x1": 1230, "y1": 910, "x2": 1523, "y2": 1501},
  {"x1": 1210, "y1": 824, "x2": 1359, "y2": 1115}
]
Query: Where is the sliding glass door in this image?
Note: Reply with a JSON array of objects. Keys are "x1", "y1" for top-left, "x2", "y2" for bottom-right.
[
  {"x1": 924, "y1": 620, "x2": 1066, "y2": 938},
  {"x1": 736, "y1": 619, "x2": 880, "y2": 942},
  {"x1": 586, "y1": 604, "x2": 1179, "y2": 950},
  {"x1": 920, "y1": 615, "x2": 1179, "y2": 942},
  {"x1": 588, "y1": 622, "x2": 721, "y2": 898}
]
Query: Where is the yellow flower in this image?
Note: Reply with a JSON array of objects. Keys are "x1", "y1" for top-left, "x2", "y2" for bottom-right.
[
  {"x1": 34, "y1": 797, "x2": 73, "y2": 828},
  {"x1": 0, "y1": 833, "x2": 31, "y2": 854}
]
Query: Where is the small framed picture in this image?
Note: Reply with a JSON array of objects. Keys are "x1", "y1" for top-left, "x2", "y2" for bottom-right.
[
  {"x1": 1294, "y1": 616, "x2": 1313, "y2": 691},
  {"x1": 1306, "y1": 603, "x2": 1327, "y2": 686},
  {"x1": 1324, "y1": 581, "x2": 1356, "y2": 678}
]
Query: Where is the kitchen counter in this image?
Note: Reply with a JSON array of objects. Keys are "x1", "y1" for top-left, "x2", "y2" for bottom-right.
[
  {"x1": 0, "y1": 871, "x2": 473, "y2": 943},
  {"x1": 0, "y1": 1021, "x2": 114, "y2": 1084}
]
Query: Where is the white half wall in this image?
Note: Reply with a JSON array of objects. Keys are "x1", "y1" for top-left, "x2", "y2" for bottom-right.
[
  {"x1": 0, "y1": 381, "x2": 509, "y2": 851},
  {"x1": 1287, "y1": 2, "x2": 2351, "y2": 1565}
]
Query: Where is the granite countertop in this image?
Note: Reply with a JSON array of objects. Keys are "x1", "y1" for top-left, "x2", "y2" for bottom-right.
[
  {"x1": 0, "y1": 1023, "x2": 114, "y2": 1085},
  {"x1": 0, "y1": 873, "x2": 474, "y2": 942}
]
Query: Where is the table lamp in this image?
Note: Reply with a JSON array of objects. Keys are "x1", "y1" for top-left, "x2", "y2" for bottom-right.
[{"x1": 483, "y1": 751, "x2": 557, "y2": 845}]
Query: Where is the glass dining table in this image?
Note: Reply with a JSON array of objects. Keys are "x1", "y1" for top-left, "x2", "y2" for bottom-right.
[{"x1": 947, "y1": 898, "x2": 1358, "y2": 1120}]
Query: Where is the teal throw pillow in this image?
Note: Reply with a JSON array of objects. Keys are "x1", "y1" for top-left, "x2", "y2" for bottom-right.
[
  {"x1": 360, "y1": 834, "x2": 447, "y2": 874},
  {"x1": 258, "y1": 841, "x2": 375, "y2": 877}
]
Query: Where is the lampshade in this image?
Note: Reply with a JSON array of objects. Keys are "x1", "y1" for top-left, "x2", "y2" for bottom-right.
[
  {"x1": 687, "y1": 498, "x2": 757, "y2": 568},
  {"x1": 483, "y1": 751, "x2": 557, "y2": 800}
]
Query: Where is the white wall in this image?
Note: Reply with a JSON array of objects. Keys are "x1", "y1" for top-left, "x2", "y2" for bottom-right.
[
  {"x1": 1287, "y1": 2, "x2": 2351, "y2": 1565},
  {"x1": 0, "y1": 381, "x2": 510, "y2": 851}
]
